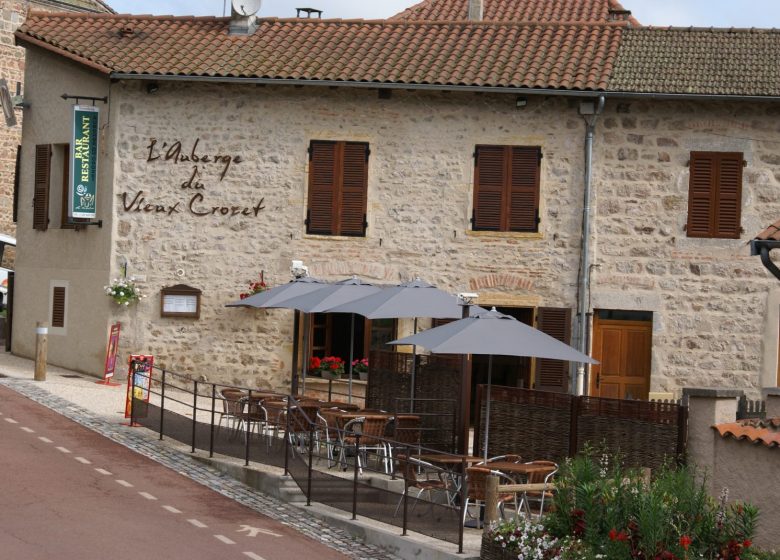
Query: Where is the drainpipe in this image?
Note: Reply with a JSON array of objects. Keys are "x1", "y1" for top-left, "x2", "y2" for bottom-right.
[
  {"x1": 750, "y1": 240, "x2": 780, "y2": 281},
  {"x1": 575, "y1": 95, "x2": 605, "y2": 396}
]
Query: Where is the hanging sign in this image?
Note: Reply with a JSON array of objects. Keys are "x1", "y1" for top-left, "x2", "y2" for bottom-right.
[
  {"x1": 99, "y1": 322, "x2": 121, "y2": 384},
  {"x1": 69, "y1": 105, "x2": 99, "y2": 219},
  {"x1": 124, "y1": 354, "x2": 154, "y2": 419}
]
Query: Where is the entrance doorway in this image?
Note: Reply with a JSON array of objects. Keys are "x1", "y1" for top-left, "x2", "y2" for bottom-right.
[
  {"x1": 590, "y1": 310, "x2": 653, "y2": 400},
  {"x1": 309, "y1": 313, "x2": 396, "y2": 367}
]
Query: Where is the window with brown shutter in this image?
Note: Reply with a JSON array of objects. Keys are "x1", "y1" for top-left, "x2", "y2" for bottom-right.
[
  {"x1": 687, "y1": 151, "x2": 743, "y2": 239},
  {"x1": 472, "y1": 145, "x2": 541, "y2": 232},
  {"x1": 534, "y1": 307, "x2": 572, "y2": 393},
  {"x1": 33, "y1": 144, "x2": 52, "y2": 231},
  {"x1": 306, "y1": 140, "x2": 369, "y2": 237},
  {"x1": 51, "y1": 286, "x2": 66, "y2": 328}
]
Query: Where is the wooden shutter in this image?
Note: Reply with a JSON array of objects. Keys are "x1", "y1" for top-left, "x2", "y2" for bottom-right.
[
  {"x1": 51, "y1": 286, "x2": 66, "y2": 328},
  {"x1": 339, "y1": 142, "x2": 368, "y2": 236},
  {"x1": 473, "y1": 145, "x2": 505, "y2": 230},
  {"x1": 714, "y1": 153, "x2": 743, "y2": 239},
  {"x1": 61, "y1": 145, "x2": 74, "y2": 229},
  {"x1": 307, "y1": 141, "x2": 337, "y2": 235},
  {"x1": 33, "y1": 144, "x2": 52, "y2": 231},
  {"x1": 687, "y1": 151, "x2": 743, "y2": 239},
  {"x1": 12, "y1": 145, "x2": 20, "y2": 223},
  {"x1": 508, "y1": 147, "x2": 540, "y2": 232},
  {"x1": 534, "y1": 307, "x2": 572, "y2": 393}
]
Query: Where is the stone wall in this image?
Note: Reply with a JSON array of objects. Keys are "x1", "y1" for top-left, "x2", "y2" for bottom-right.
[
  {"x1": 591, "y1": 101, "x2": 780, "y2": 395},
  {"x1": 108, "y1": 82, "x2": 586, "y2": 388}
]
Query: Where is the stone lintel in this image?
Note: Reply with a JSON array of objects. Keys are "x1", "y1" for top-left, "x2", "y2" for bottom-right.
[{"x1": 682, "y1": 387, "x2": 744, "y2": 399}]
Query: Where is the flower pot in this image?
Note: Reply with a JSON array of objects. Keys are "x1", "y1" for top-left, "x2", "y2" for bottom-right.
[
  {"x1": 358, "y1": 370, "x2": 368, "y2": 381},
  {"x1": 320, "y1": 370, "x2": 342, "y2": 381}
]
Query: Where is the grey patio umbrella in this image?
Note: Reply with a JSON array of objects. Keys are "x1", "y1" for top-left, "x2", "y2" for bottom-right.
[
  {"x1": 389, "y1": 308, "x2": 598, "y2": 460},
  {"x1": 226, "y1": 276, "x2": 329, "y2": 394},
  {"x1": 270, "y1": 276, "x2": 382, "y2": 401},
  {"x1": 327, "y1": 278, "x2": 485, "y2": 411}
]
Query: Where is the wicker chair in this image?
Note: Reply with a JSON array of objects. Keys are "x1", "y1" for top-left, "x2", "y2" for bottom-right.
[
  {"x1": 476, "y1": 454, "x2": 523, "y2": 466},
  {"x1": 235, "y1": 396, "x2": 268, "y2": 437},
  {"x1": 518, "y1": 461, "x2": 558, "y2": 518},
  {"x1": 388, "y1": 414, "x2": 421, "y2": 472},
  {"x1": 336, "y1": 416, "x2": 366, "y2": 472},
  {"x1": 217, "y1": 389, "x2": 246, "y2": 435},
  {"x1": 358, "y1": 415, "x2": 393, "y2": 474},
  {"x1": 394, "y1": 456, "x2": 452, "y2": 516},
  {"x1": 463, "y1": 467, "x2": 516, "y2": 526},
  {"x1": 287, "y1": 404, "x2": 320, "y2": 452}
]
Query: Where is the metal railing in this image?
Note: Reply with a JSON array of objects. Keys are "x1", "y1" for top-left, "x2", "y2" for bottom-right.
[{"x1": 128, "y1": 363, "x2": 469, "y2": 552}]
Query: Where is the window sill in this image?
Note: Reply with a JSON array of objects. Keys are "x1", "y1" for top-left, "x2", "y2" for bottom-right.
[
  {"x1": 303, "y1": 234, "x2": 367, "y2": 241},
  {"x1": 465, "y1": 230, "x2": 544, "y2": 240}
]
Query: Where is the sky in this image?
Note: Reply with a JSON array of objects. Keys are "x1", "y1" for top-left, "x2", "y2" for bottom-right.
[{"x1": 106, "y1": 0, "x2": 780, "y2": 28}]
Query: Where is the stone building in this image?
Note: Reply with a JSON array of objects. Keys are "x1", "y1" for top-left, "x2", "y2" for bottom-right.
[
  {"x1": 9, "y1": 0, "x2": 780, "y2": 401},
  {"x1": 0, "y1": 0, "x2": 112, "y2": 240}
]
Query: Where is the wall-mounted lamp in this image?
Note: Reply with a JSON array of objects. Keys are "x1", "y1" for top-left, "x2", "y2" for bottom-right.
[
  {"x1": 515, "y1": 96, "x2": 528, "y2": 108},
  {"x1": 146, "y1": 82, "x2": 159, "y2": 94}
]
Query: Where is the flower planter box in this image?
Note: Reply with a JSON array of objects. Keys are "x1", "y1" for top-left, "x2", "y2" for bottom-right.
[
  {"x1": 320, "y1": 370, "x2": 342, "y2": 381},
  {"x1": 481, "y1": 533, "x2": 515, "y2": 560}
]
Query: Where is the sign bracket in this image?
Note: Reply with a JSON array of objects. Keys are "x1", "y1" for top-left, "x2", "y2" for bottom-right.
[
  {"x1": 61, "y1": 93, "x2": 108, "y2": 105},
  {"x1": 65, "y1": 219, "x2": 102, "y2": 229}
]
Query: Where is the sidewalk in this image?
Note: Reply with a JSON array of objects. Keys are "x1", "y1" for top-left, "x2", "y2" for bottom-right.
[{"x1": 0, "y1": 353, "x2": 481, "y2": 560}]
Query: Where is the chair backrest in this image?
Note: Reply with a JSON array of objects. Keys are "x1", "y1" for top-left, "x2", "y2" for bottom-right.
[
  {"x1": 397, "y1": 455, "x2": 434, "y2": 487},
  {"x1": 220, "y1": 389, "x2": 246, "y2": 415},
  {"x1": 361, "y1": 415, "x2": 390, "y2": 445},
  {"x1": 466, "y1": 466, "x2": 492, "y2": 501},
  {"x1": 393, "y1": 415, "x2": 421, "y2": 445},
  {"x1": 526, "y1": 460, "x2": 558, "y2": 484},
  {"x1": 342, "y1": 416, "x2": 365, "y2": 436},
  {"x1": 290, "y1": 404, "x2": 319, "y2": 432}
]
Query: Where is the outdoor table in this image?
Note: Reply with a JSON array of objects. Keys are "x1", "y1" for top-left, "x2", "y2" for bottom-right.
[{"x1": 485, "y1": 461, "x2": 554, "y2": 479}]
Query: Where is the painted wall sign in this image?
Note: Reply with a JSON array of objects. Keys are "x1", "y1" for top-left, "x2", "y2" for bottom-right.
[
  {"x1": 70, "y1": 105, "x2": 99, "y2": 219},
  {"x1": 118, "y1": 138, "x2": 265, "y2": 220}
]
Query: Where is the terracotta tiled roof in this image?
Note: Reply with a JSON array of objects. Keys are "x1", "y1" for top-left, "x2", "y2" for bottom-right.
[
  {"x1": 755, "y1": 219, "x2": 780, "y2": 241},
  {"x1": 390, "y1": 0, "x2": 638, "y2": 25},
  {"x1": 15, "y1": 13, "x2": 624, "y2": 90},
  {"x1": 714, "y1": 417, "x2": 780, "y2": 448},
  {"x1": 610, "y1": 27, "x2": 780, "y2": 96}
]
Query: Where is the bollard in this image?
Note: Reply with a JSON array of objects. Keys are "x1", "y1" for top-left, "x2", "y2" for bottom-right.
[
  {"x1": 34, "y1": 322, "x2": 48, "y2": 381},
  {"x1": 484, "y1": 474, "x2": 499, "y2": 529}
]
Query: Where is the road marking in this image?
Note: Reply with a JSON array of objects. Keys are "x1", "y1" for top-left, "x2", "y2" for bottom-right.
[
  {"x1": 116, "y1": 479, "x2": 133, "y2": 488},
  {"x1": 56, "y1": 446, "x2": 71, "y2": 454},
  {"x1": 20, "y1": 426, "x2": 35, "y2": 433},
  {"x1": 214, "y1": 535, "x2": 235, "y2": 545},
  {"x1": 138, "y1": 492, "x2": 157, "y2": 500},
  {"x1": 188, "y1": 519, "x2": 208, "y2": 528},
  {"x1": 38, "y1": 436, "x2": 53, "y2": 443},
  {"x1": 4, "y1": 417, "x2": 18, "y2": 424},
  {"x1": 95, "y1": 468, "x2": 112, "y2": 475},
  {"x1": 162, "y1": 505, "x2": 182, "y2": 514},
  {"x1": 243, "y1": 553, "x2": 267, "y2": 560},
  {"x1": 75, "y1": 457, "x2": 91, "y2": 464},
  {"x1": 237, "y1": 525, "x2": 283, "y2": 538}
]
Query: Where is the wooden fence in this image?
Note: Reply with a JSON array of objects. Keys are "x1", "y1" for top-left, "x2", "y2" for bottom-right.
[{"x1": 474, "y1": 385, "x2": 687, "y2": 470}]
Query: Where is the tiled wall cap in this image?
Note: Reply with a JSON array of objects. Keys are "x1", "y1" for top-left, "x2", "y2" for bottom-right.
[
  {"x1": 761, "y1": 387, "x2": 780, "y2": 398},
  {"x1": 682, "y1": 388, "x2": 744, "y2": 398}
]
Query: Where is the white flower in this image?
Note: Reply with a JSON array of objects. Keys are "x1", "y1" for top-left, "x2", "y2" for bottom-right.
[{"x1": 124, "y1": 301, "x2": 129, "y2": 306}]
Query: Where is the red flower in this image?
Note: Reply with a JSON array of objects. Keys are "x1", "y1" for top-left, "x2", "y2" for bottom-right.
[
  {"x1": 679, "y1": 535, "x2": 692, "y2": 551},
  {"x1": 609, "y1": 529, "x2": 618, "y2": 541},
  {"x1": 309, "y1": 356, "x2": 321, "y2": 370},
  {"x1": 742, "y1": 540, "x2": 752, "y2": 549}
]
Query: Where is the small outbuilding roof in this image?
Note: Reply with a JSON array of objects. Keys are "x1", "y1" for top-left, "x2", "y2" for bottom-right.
[
  {"x1": 714, "y1": 417, "x2": 780, "y2": 448},
  {"x1": 755, "y1": 219, "x2": 780, "y2": 241}
]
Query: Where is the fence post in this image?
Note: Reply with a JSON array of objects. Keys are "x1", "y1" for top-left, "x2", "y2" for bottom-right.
[
  {"x1": 159, "y1": 369, "x2": 166, "y2": 440},
  {"x1": 209, "y1": 384, "x2": 216, "y2": 458},
  {"x1": 34, "y1": 322, "x2": 48, "y2": 381},
  {"x1": 568, "y1": 396, "x2": 581, "y2": 457},
  {"x1": 284, "y1": 398, "x2": 291, "y2": 476},
  {"x1": 191, "y1": 380, "x2": 198, "y2": 454},
  {"x1": 483, "y1": 474, "x2": 499, "y2": 529},
  {"x1": 130, "y1": 360, "x2": 137, "y2": 427},
  {"x1": 676, "y1": 402, "x2": 688, "y2": 464},
  {"x1": 458, "y1": 457, "x2": 466, "y2": 554},
  {"x1": 352, "y1": 433, "x2": 360, "y2": 520},
  {"x1": 307, "y1": 419, "x2": 314, "y2": 507},
  {"x1": 402, "y1": 457, "x2": 409, "y2": 536},
  {"x1": 245, "y1": 389, "x2": 252, "y2": 467},
  {"x1": 472, "y1": 384, "x2": 482, "y2": 457}
]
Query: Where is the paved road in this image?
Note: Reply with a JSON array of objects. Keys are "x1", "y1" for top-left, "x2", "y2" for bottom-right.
[{"x1": 0, "y1": 385, "x2": 348, "y2": 560}]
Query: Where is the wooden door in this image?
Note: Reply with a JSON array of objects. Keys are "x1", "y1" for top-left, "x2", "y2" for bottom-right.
[{"x1": 590, "y1": 315, "x2": 652, "y2": 400}]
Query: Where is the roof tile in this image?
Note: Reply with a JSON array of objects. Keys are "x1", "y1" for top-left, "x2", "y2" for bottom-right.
[
  {"x1": 755, "y1": 219, "x2": 780, "y2": 241},
  {"x1": 714, "y1": 417, "x2": 780, "y2": 448}
]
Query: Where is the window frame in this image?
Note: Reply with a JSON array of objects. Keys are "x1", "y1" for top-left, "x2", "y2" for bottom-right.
[{"x1": 686, "y1": 151, "x2": 744, "y2": 239}]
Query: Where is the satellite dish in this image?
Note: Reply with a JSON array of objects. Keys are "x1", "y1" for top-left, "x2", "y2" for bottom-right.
[
  {"x1": 231, "y1": 0, "x2": 262, "y2": 16},
  {"x1": 0, "y1": 79, "x2": 16, "y2": 127}
]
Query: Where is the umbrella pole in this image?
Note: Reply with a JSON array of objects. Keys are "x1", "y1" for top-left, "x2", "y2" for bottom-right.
[
  {"x1": 483, "y1": 355, "x2": 493, "y2": 462},
  {"x1": 302, "y1": 313, "x2": 309, "y2": 396},
  {"x1": 409, "y1": 318, "x2": 418, "y2": 414},
  {"x1": 348, "y1": 314, "x2": 355, "y2": 404}
]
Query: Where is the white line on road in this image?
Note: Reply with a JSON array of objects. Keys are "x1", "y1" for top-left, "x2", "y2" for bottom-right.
[
  {"x1": 162, "y1": 505, "x2": 182, "y2": 514},
  {"x1": 75, "y1": 457, "x2": 91, "y2": 464},
  {"x1": 38, "y1": 436, "x2": 53, "y2": 443},
  {"x1": 243, "y1": 553, "x2": 267, "y2": 560},
  {"x1": 56, "y1": 446, "x2": 71, "y2": 454},
  {"x1": 4, "y1": 417, "x2": 18, "y2": 424},
  {"x1": 138, "y1": 492, "x2": 157, "y2": 500},
  {"x1": 115, "y1": 479, "x2": 133, "y2": 488},
  {"x1": 20, "y1": 427, "x2": 34, "y2": 433},
  {"x1": 214, "y1": 535, "x2": 235, "y2": 545},
  {"x1": 188, "y1": 519, "x2": 208, "y2": 528},
  {"x1": 95, "y1": 468, "x2": 112, "y2": 475}
]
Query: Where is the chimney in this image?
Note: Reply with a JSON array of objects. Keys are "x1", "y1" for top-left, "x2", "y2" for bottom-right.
[{"x1": 468, "y1": 0, "x2": 483, "y2": 21}]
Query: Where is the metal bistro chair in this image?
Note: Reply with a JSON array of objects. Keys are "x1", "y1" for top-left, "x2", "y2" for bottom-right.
[
  {"x1": 336, "y1": 416, "x2": 366, "y2": 472},
  {"x1": 518, "y1": 460, "x2": 558, "y2": 518},
  {"x1": 394, "y1": 455, "x2": 453, "y2": 517},
  {"x1": 359, "y1": 415, "x2": 394, "y2": 474},
  {"x1": 463, "y1": 466, "x2": 516, "y2": 526},
  {"x1": 236, "y1": 396, "x2": 268, "y2": 438},
  {"x1": 388, "y1": 414, "x2": 421, "y2": 473},
  {"x1": 216, "y1": 389, "x2": 246, "y2": 435},
  {"x1": 477, "y1": 454, "x2": 523, "y2": 466},
  {"x1": 287, "y1": 403, "x2": 320, "y2": 453}
]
